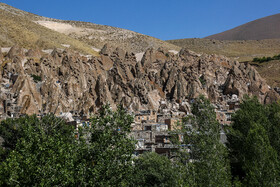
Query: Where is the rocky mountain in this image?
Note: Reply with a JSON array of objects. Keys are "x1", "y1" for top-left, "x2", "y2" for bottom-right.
[
  {"x1": 0, "y1": 3, "x2": 278, "y2": 118},
  {"x1": 0, "y1": 3, "x2": 180, "y2": 55},
  {"x1": 0, "y1": 45, "x2": 278, "y2": 117},
  {"x1": 205, "y1": 13, "x2": 280, "y2": 40},
  {"x1": 168, "y1": 13, "x2": 280, "y2": 86}
]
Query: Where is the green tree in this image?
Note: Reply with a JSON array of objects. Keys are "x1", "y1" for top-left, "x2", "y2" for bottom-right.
[
  {"x1": 266, "y1": 102, "x2": 280, "y2": 156},
  {"x1": 178, "y1": 95, "x2": 231, "y2": 187},
  {"x1": 86, "y1": 105, "x2": 135, "y2": 186},
  {"x1": 132, "y1": 152, "x2": 179, "y2": 187},
  {"x1": 0, "y1": 117, "x2": 27, "y2": 161},
  {"x1": 0, "y1": 114, "x2": 80, "y2": 186},
  {"x1": 243, "y1": 123, "x2": 279, "y2": 186},
  {"x1": 227, "y1": 96, "x2": 280, "y2": 186},
  {"x1": 0, "y1": 105, "x2": 135, "y2": 186}
]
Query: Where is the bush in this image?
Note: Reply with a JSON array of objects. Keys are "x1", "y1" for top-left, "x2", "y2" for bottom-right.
[
  {"x1": 253, "y1": 53, "x2": 280, "y2": 63},
  {"x1": 132, "y1": 152, "x2": 179, "y2": 186},
  {"x1": 0, "y1": 106, "x2": 135, "y2": 186},
  {"x1": 31, "y1": 74, "x2": 42, "y2": 82},
  {"x1": 199, "y1": 76, "x2": 206, "y2": 86}
]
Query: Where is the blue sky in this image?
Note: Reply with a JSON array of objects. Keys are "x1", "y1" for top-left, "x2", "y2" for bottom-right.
[{"x1": 1, "y1": 0, "x2": 280, "y2": 40}]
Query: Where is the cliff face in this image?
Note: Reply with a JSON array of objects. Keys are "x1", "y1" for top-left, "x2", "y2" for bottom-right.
[{"x1": 0, "y1": 45, "x2": 278, "y2": 116}]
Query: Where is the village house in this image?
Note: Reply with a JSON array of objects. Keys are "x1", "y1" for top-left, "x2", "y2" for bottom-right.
[
  {"x1": 165, "y1": 118, "x2": 181, "y2": 131},
  {"x1": 131, "y1": 109, "x2": 184, "y2": 157},
  {"x1": 134, "y1": 110, "x2": 157, "y2": 123},
  {"x1": 215, "y1": 94, "x2": 240, "y2": 126}
]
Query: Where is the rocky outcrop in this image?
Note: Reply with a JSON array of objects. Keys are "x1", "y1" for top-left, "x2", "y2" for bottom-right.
[
  {"x1": 7, "y1": 45, "x2": 25, "y2": 59},
  {"x1": 0, "y1": 45, "x2": 278, "y2": 116}
]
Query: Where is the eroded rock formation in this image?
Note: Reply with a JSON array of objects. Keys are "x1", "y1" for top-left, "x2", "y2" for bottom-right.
[{"x1": 0, "y1": 45, "x2": 278, "y2": 117}]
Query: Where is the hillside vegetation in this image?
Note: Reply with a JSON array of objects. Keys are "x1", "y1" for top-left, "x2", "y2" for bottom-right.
[
  {"x1": 168, "y1": 39, "x2": 280, "y2": 87},
  {"x1": 249, "y1": 58, "x2": 280, "y2": 87},
  {"x1": 167, "y1": 38, "x2": 280, "y2": 62},
  {"x1": 58, "y1": 20, "x2": 181, "y2": 53},
  {"x1": 0, "y1": 3, "x2": 180, "y2": 54},
  {"x1": 34, "y1": 19, "x2": 180, "y2": 53},
  {"x1": 0, "y1": 8, "x2": 99, "y2": 56},
  {"x1": 1, "y1": 97, "x2": 280, "y2": 186}
]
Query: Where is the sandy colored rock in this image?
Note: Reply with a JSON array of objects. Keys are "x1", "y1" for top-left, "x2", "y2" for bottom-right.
[{"x1": 0, "y1": 45, "x2": 278, "y2": 117}]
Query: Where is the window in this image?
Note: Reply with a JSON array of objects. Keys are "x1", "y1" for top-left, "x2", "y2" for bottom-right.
[
  {"x1": 145, "y1": 126, "x2": 152, "y2": 131},
  {"x1": 226, "y1": 113, "x2": 231, "y2": 121}
]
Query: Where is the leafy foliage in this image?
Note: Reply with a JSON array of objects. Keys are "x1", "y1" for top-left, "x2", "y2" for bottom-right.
[
  {"x1": 0, "y1": 105, "x2": 135, "y2": 186},
  {"x1": 132, "y1": 152, "x2": 179, "y2": 187},
  {"x1": 86, "y1": 105, "x2": 135, "y2": 186},
  {"x1": 1, "y1": 97, "x2": 280, "y2": 186},
  {"x1": 0, "y1": 114, "x2": 78, "y2": 186},
  {"x1": 253, "y1": 53, "x2": 280, "y2": 63},
  {"x1": 253, "y1": 56, "x2": 272, "y2": 63},
  {"x1": 31, "y1": 74, "x2": 42, "y2": 82},
  {"x1": 0, "y1": 115, "x2": 40, "y2": 161},
  {"x1": 175, "y1": 95, "x2": 231, "y2": 187},
  {"x1": 199, "y1": 76, "x2": 206, "y2": 86},
  {"x1": 227, "y1": 96, "x2": 280, "y2": 186}
]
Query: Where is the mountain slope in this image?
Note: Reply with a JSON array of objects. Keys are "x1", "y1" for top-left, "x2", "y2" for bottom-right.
[
  {"x1": 0, "y1": 3, "x2": 180, "y2": 54},
  {"x1": 249, "y1": 59, "x2": 280, "y2": 88},
  {"x1": 167, "y1": 38, "x2": 280, "y2": 62},
  {"x1": 35, "y1": 19, "x2": 181, "y2": 53},
  {"x1": 0, "y1": 3, "x2": 99, "y2": 56},
  {"x1": 205, "y1": 13, "x2": 280, "y2": 40}
]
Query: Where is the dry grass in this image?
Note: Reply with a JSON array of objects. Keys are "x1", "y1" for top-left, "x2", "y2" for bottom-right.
[
  {"x1": 0, "y1": 2, "x2": 179, "y2": 54},
  {"x1": 0, "y1": 9, "x2": 99, "y2": 56},
  {"x1": 249, "y1": 60, "x2": 280, "y2": 87},
  {"x1": 46, "y1": 20, "x2": 181, "y2": 53},
  {"x1": 168, "y1": 38, "x2": 280, "y2": 87},
  {"x1": 167, "y1": 38, "x2": 280, "y2": 62}
]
